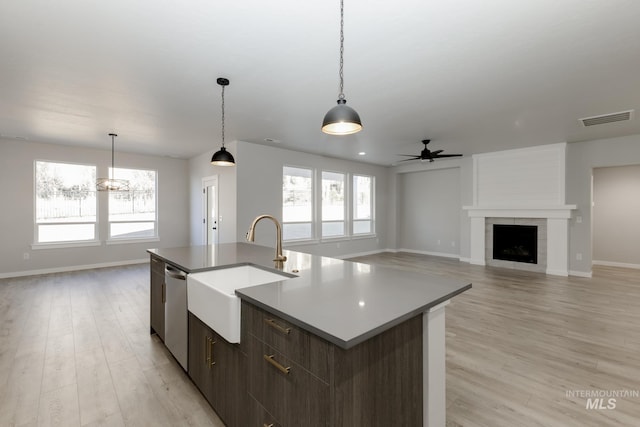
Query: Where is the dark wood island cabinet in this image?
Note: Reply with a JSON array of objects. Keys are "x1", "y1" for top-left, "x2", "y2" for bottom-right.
[
  {"x1": 148, "y1": 243, "x2": 471, "y2": 427},
  {"x1": 188, "y1": 312, "x2": 246, "y2": 427},
  {"x1": 241, "y1": 301, "x2": 423, "y2": 427}
]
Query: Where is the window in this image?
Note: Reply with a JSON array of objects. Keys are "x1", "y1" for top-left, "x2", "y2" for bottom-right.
[
  {"x1": 282, "y1": 167, "x2": 375, "y2": 242},
  {"x1": 35, "y1": 161, "x2": 97, "y2": 244},
  {"x1": 353, "y1": 175, "x2": 374, "y2": 234},
  {"x1": 108, "y1": 168, "x2": 157, "y2": 239},
  {"x1": 321, "y1": 171, "x2": 345, "y2": 237},
  {"x1": 283, "y1": 166, "x2": 313, "y2": 240}
]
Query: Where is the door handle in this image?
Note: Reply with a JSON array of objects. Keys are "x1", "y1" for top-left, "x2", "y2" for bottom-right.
[{"x1": 212, "y1": 227, "x2": 217, "y2": 230}]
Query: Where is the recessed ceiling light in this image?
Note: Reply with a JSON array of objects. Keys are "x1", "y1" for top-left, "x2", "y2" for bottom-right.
[
  {"x1": 264, "y1": 138, "x2": 281, "y2": 143},
  {"x1": 358, "y1": 151, "x2": 366, "y2": 156}
]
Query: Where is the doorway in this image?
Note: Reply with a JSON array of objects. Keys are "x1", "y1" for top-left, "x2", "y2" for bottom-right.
[
  {"x1": 592, "y1": 165, "x2": 640, "y2": 268},
  {"x1": 202, "y1": 175, "x2": 219, "y2": 245}
]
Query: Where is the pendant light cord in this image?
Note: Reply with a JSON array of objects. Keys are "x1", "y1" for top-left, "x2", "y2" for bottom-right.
[
  {"x1": 338, "y1": 0, "x2": 345, "y2": 100},
  {"x1": 110, "y1": 134, "x2": 116, "y2": 180},
  {"x1": 221, "y1": 84, "x2": 226, "y2": 147}
]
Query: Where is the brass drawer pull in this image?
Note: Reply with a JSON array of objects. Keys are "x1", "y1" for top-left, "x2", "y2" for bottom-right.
[
  {"x1": 210, "y1": 338, "x2": 217, "y2": 367},
  {"x1": 205, "y1": 336, "x2": 211, "y2": 366},
  {"x1": 205, "y1": 337, "x2": 217, "y2": 368},
  {"x1": 264, "y1": 354, "x2": 290, "y2": 375},
  {"x1": 263, "y1": 424, "x2": 274, "y2": 427},
  {"x1": 264, "y1": 318, "x2": 291, "y2": 335}
]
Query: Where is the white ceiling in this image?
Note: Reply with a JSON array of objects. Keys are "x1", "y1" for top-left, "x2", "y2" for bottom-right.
[{"x1": 2, "y1": 0, "x2": 640, "y2": 165}]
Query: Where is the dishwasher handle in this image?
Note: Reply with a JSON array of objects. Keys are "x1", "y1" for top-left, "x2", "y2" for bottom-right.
[{"x1": 165, "y1": 265, "x2": 187, "y2": 280}]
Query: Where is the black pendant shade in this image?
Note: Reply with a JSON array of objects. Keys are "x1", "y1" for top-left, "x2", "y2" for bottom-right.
[
  {"x1": 211, "y1": 146, "x2": 235, "y2": 166},
  {"x1": 211, "y1": 77, "x2": 236, "y2": 166},
  {"x1": 322, "y1": 99, "x2": 362, "y2": 135}
]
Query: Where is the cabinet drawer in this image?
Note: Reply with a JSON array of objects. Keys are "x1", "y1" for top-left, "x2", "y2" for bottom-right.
[
  {"x1": 247, "y1": 336, "x2": 329, "y2": 427},
  {"x1": 246, "y1": 394, "x2": 282, "y2": 427},
  {"x1": 242, "y1": 302, "x2": 331, "y2": 382}
]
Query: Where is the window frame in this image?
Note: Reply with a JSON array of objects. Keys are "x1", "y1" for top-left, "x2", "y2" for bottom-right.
[
  {"x1": 352, "y1": 174, "x2": 375, "y2": 237},
  {"x1": 282, "y1": 165, "x2": 316, "y2": 242},
  {"x1": 282, "y1": 166, "x2": 377, "y2": 245},
  {"x1": 320, "y1": 170, "x2": 347, "y2": 239},
  {"x1": 33, "y1": 160, "x2": 100, "y2": 248},
  {"x1": 106, "y1": 167, "x2": 159, "y2": 243}
]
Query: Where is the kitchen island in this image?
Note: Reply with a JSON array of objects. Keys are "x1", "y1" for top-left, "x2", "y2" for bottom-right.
[{"x1": 148, "y1": 243, "x2": 471, "y2": 426}]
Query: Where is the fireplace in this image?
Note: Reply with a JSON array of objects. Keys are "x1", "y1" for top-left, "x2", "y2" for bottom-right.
[
  {"x1": 493, "y1": 224, "x2": 538, "y2": 264},
  {"x1": 483, "y1": 217, "x2": 547, "y2": 273}
]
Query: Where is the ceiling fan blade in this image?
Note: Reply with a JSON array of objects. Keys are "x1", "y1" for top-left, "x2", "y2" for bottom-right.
[
  {"x1": 397, "y1": 154, "x2": 421, "y2": 157},
  {"x1": 398, "y1": 157, "x2": 420, "y2": 162},
  {"x1": 431, "y1": 149, "x2": 443, "y2": 156},
  {"x1": 432, "y1": 153, "x2": 463, "y2": 158}
]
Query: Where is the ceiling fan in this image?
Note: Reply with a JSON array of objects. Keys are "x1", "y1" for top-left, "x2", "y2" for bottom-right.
[{"x1": 397, "y1": 139, "x2": 463, "y2": 162}]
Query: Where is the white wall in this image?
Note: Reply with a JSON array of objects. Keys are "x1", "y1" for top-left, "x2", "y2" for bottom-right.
[
  {"x1": 233, "y1": 141, "x2": 390, "y2": 258},
  {"x1": 390, "y1": 157, "x2": 472, "y2": 260},
  {"x1": 0, "y1": 137, "x2": 189, "y2": 277},
  {"x1": 398, "y1": 167, "x2": 461, "y2": 256},
  {"x1": 567, "y1": 134, "x2": 640, "y2": 274},
  {"x1": 592, "y1": 165, "x2": 640, "y2": 267}
]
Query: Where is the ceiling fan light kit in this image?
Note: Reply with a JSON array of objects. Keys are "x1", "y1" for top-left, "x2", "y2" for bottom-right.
[
  {"x1": 96, "y1": 133, "x2": 130, "y2": 191},
  {"x1": 322, "y1": 0, "x2": 362, "y2": 135},
  {"x1": 211, "y1": 77, "x2": 236, "y2": 167}
]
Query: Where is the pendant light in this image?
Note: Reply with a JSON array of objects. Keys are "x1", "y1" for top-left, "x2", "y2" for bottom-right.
[
  {"x1": 322, "y1": 0, "x2": 362, "y2": 135},
  {"x1": 96, "y1": 133, "x2": 130, "y2": 191},
  {"x1": 211, "y1": 77, "x2": 235, "y2": 166}
]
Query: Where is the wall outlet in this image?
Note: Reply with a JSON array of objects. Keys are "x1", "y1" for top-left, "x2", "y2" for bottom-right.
[
  {"x1": 336, "y1": 242, "x2": 341, "y2": 248},
  {"x1": 451, "y1": 241, "x2": 456, "y2": 247},
  {"x1": 576, "y1": 216, "x2": 582, "y2": 223},
  {"x1": 23, "y1": 252, "x2": 29, "y2": 260},
  {"x1": 576, "y1": 253, "x2": 583, "y2": 261},
  {"x1": 437, "y1": 239, "x2": 441, "y2": 245}
]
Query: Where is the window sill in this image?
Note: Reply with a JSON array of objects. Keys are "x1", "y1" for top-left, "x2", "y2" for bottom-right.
[
  {"x1": 283, "y1": 238, "x2": 320, "y2": 247},
  {"x1": 320, "y1": 236, "x2": 350, "y2": 243},
  {"x1": 106, "y1": 237, "x2": 160, "y2": 245},
  {"x1": 351, "y1": 233, "x2": 377, "y2": 240},
  {"x1": 32, "y1": 240, "x2": 101, "y2": 250}
]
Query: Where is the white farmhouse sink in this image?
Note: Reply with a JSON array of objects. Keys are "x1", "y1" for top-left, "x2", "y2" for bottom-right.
[{"x1": 187, "y1": 265, "x2": 294, "y2": 343}]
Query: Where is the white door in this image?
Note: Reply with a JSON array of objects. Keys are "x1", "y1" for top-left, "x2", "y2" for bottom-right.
[{"x1": 202, "y1": 176, "x2": 219, "y2": 245}]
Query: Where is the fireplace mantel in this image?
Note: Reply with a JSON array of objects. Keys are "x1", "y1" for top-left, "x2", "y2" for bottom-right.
[{"x1": 464, "y1": 205, "x2": 576, "y2": 219}]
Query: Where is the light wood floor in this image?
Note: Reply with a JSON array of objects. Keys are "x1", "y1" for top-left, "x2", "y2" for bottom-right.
[
  {"x1": 0, "y1": 265, "x2": 223, "y2": 427},
  {"x1": 350, "y1": 252, "x2": 640, "y2": 427},
  {"x1": 1, "y1": 254, "x2": 639, "y2": 426}
]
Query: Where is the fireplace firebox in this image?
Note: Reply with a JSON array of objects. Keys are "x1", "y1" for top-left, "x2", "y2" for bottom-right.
[{"x1": 493, "y1": 224, "x2": 538, "y2": 264}]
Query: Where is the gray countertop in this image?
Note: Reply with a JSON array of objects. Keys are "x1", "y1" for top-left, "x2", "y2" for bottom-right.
[{"x1": 148, "y1": 243, "x2": 471, "y2": 349}]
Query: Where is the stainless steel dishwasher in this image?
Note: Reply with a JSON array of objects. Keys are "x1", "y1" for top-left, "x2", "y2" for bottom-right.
[{"x1": 164, "y1": 264, "x2": 188, "y2": 370}]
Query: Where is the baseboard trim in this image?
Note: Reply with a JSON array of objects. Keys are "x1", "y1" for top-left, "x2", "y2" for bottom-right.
[
  {"x1": 546, "y1": 268, "x2": 569, "y2": 277},
  {"x1": 335, "y1": 248, "x2": 392, "y2": 260},
  {"x1": 569, "y1": 270, "x2": 593, "y2": 278},
  {"x1": 0, "y1": 258, "x2": 149, "y2": 279},
  {"x1": 396, "y1": 248, "x2": 461, "y2": 260},
  {"x1": 592, "y1": 260, "x2": 640, "y2": 270}
]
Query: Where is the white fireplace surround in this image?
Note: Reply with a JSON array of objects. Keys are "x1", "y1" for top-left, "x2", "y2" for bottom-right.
[
  {"x1": 465, "y1": 207, "x2": 575, "y2": 275},
  {"x1": 464, "y1": 143, "x2": 576, "y2": 276}
]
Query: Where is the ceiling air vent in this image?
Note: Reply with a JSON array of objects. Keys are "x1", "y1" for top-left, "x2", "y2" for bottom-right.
[{"x1": 579, "y1": 110, "x2": 634, "y2": 127}]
